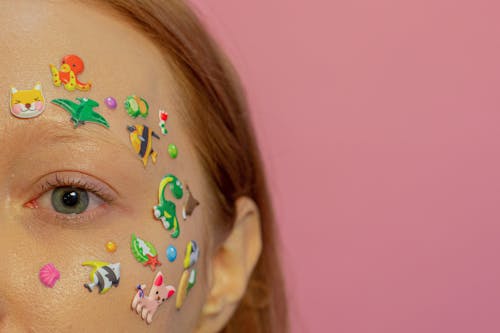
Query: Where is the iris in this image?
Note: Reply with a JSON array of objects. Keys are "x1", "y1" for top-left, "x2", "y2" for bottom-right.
[{"x1": 51, "y1": 187, "x2": 89, "y2": 214}]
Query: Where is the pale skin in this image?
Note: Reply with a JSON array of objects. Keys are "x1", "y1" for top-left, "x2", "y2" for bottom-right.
[{"x1": 0, "y1": 1, "x2": 262, "y2": 332}]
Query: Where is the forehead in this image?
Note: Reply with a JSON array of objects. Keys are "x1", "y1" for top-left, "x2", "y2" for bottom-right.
[{"x1": 0, "y1": 0, "x2": 177, "y2": 105}]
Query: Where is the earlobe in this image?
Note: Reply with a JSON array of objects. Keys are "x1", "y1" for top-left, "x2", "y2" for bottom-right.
[{"x1": 196, "y1": 197, "x2": 262, "y2": 333}]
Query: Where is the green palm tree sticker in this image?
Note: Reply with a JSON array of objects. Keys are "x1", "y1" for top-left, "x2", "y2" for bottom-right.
[{"x1": 51, "y1": 97, "x2": 110, "y2": 128}]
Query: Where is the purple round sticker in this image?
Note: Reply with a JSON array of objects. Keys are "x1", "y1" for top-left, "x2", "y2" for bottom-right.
[{"x1": 104, "y1": 96, "x2": 117, "y2": 110}]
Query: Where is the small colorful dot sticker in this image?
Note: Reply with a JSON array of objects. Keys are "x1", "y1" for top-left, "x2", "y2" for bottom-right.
[
  {"x1": 104, "y1": 96, "x2": 117, "y2": 109},
  {"x1": 166, "y1": 245, "x2": 177, "y2": 262},
  {"x1": 168, "y1": 144, "x2": 178, "y2": 159},
  {"x1": 105, "y1": 241, "x2": 117, "y2": 253}
]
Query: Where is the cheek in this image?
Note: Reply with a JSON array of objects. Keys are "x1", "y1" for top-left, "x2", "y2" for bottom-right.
[
  {"x1": 34, "y1": 101, "x2": 44, "y2": 111},
  {"x1": 11, "y1": 104, "x2": 23, "y2": 113}
]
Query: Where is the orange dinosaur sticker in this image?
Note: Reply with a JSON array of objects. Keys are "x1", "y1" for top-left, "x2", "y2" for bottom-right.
[{"x1": 50, "y1": 55, "x2": 91, "y2": 92}]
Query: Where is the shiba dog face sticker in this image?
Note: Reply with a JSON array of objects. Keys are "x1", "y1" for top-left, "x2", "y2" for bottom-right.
[{"x1": 10, "y1": 83, "x2": 45, "y2": 119}]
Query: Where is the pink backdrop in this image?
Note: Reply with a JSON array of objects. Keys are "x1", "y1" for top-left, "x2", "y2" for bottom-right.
[{"x1": 190, "y1": 0, "x2": 500, "y2": 332}]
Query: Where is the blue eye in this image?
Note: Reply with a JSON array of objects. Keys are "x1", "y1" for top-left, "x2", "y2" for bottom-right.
[{"x1": 51, "y1": 187, "x2": 90, "y2": 214}]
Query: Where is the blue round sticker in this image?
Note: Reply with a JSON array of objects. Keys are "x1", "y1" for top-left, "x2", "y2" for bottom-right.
[{"x1": 166, "y1": 245, "x2": 177, "y2": 262}]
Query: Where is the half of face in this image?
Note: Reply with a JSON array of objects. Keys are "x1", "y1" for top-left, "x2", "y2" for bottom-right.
[{"x1": 10, "y1": 83, "x2": 45, "y2": 119}]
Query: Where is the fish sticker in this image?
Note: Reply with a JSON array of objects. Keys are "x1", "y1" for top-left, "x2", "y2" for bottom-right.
[
  {"x1": 153, "y1": 174, "x2": 183, "y2": 238},
  {"x1": 51, "y1": 98, "x2": 109, "y2": 128},
  {"x1": 125, "y1": 95, "x2": 149, "y2": 118},
  {"x1": 127, "y1": 125, "x2": 160, "y2": 166},
  {"x1": 82, "y1": 261, "x2": 120, "y2": 294},
  {"x1": 131, "y1": 271, "x2": 175, "y2": 324},
  {"x1": 130, "y1": 234, "x2": 161, "y2": 271},
  {"x1": 50, "y1": 54, "x2": 91, "y2": 91},
  {"x1": 10, "y1": 83, "x2": 45, "y2": 119},
  {"x1": 183, "y1": 240, "x2": 199, "y2": 270}
]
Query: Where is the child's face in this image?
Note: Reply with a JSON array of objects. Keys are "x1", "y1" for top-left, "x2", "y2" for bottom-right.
[{"x1": 0, "y1": 1, "x2": 212, "y2": 331}]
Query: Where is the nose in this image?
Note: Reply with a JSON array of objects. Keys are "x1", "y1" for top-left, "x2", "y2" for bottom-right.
[{"x1": 25, "y1": 103, "x2": 31, "y2": 109}]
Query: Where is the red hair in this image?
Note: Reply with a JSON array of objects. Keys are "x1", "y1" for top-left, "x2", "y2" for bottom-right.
[{"x1": 103, "y1": 1, "x2": 288, "y2": 331}]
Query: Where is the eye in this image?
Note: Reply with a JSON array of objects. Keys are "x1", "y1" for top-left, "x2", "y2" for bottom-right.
[
  {"x1": 24, "y1": 172, "x2": 116, "y2": 222},
  {"x1": 156, "y1": 291, "x2": 159, "y2": 294},
  {"x1": 34, "y1": 98, "x2": 40, "y2": 101},
  {"x1": 50, "y1": 187, "x2": 100, "y2": 214}
]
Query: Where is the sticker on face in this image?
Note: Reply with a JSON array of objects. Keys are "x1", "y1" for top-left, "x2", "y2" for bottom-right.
[
  {"x1": 167, "y1": 143, "x2": 178, "y2": 159},
  {"x1": 10, "y1": 83, "x2": 45, "y2": 119},
  {"x1": 49, "y1": 54, "x2": 91, "y2": 91},
  {"x1": 105, "y1": 241, "x2": 117, "y2": 253},
  {"x1": 158, "y1": 109, "x2": 168, "y2": 134},
  {"x1": 82, "y1": 261, "x2": 120, "y2": 294},
  {"x1": 104, "y1": 96, "x2": 117, "y2": 110},
  {"x1": 153, "y1": 174, "x2": 183, "y2": 238},
  {"x1": 130, "y1": 234, "x2": 161, "y2": 271},
  {"x1": 175, "y1": 270, "x2": 189, "y2": 310},
  {"x1": 39, "y1": 263, "x2": 60, "y2": 288},
  {"x1": 51, "y1": 98, "x2": 110, "y2": 128},
  {"x1": 127, "y1": 125, "x2": 160, "y2": 166},
  {"x1": 183, "y1": 240, "x2": 199, "y2": 270},
  {"x1": 187, "y1": 269, "x2": 197, "y2": 293},
  {"x1": 182, "y1": 185, "x2": 200, "y2": 220},
  {"x1": 125, "y1": 95, "x2": 149, "y2": 118},
  {"x1": 166, "y1": 245, "x2": 177, "y2": 262},
  {"x1": 131, "y1": 271, "x2": 175, "y2": 325}
]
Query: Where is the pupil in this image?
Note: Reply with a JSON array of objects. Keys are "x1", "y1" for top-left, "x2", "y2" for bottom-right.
[
  {"x1": 62, "y1": 191, "x2": 79, "y2": 206},
  {"x1": 51, "y1": 187, "x2": 89, "y2": 214}
]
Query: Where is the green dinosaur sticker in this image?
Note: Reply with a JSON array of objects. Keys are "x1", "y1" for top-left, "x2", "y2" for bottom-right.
[{"x1": 51, "y1": 97, "x2": 109, "y2": 128}]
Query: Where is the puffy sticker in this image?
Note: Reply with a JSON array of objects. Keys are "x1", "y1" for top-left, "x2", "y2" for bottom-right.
[
  {"x1": 51, "y1": 98, "x2": 109, "y2": 128},
  {"x1": 183, "y1": 240, "x2": 199, "y2": 270},
  {"x1": 104, "y1": 96, "x2": 117, "y2": 110},
  {"x1": 167, "y1": 144, "x2": 178, "y2": 159},
  {"x1": 82, "y1": 261, "x2": 120, "y2": 294},
  {"x1": 130, "y1": 234, "x2": 161, "y2": 271},
  {"x1": 39, "y1": 263, "x2": 60, "y2": 288},
  {"x1": 131, "y1": 271, "x2": 175, "y2": 324},
  {"x1": 10, "y1": 83, "x2": 45, "y2": 119},
  {"x1": 182, "y1": 185, "x2": 200, "y2": 220},
  {"x1": 105, "y1": 241, "x2": 117, "y2": 253},
  {"x1": 50, "y1": 55, "x2": 91, "y2": 91},
  {"x1": 158, "y1": 109, "x2": 168, "y2": 134},
  {"x1": 127, "y1": 125, "x2": 160, "y2": 166},
  {"x1": 125, "y1": 95, "x2": 149, "y2": 118},
  {"x1": 153, "y1": 174, "x2": 183, "y2": 238},
  {"x1": 187, "y1": 269, "x2": 196, "y2": 293},
  {"x1": 166, "y1": 245, "x2": 177, "y2": 262},
  {"x1": 175, "y1": 270, "x2": 189, "y2": 310}
]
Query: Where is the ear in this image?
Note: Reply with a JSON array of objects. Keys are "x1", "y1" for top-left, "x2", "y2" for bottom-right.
[
  {"x1": 10, "y1": 87, "x2": 17, "y2": 94},
  {"x1": 33, "y1": 82, "x2": 42, "y2": 91},
  {"x1": 153, "y1": 272, "x2": 164, "y2": 286},
  {"x1": 196, "y1": 197, "x2": 263, "y2": 333}
]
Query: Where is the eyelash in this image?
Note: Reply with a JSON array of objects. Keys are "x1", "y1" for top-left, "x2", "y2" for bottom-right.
[{"x1": 26, "y1": 172, "x2": 116, "y2": 224}]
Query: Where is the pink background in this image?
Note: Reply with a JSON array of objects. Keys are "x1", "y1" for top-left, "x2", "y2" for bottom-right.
[{"x1": 190, "y1": 0, "x2": 500, "y2": 332}]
